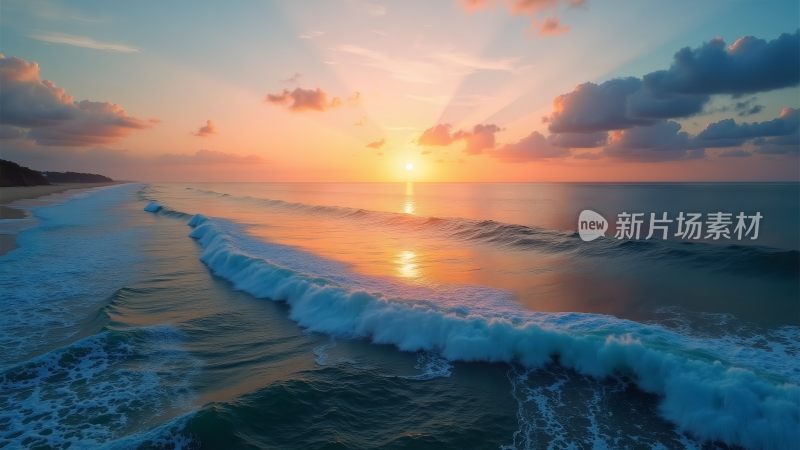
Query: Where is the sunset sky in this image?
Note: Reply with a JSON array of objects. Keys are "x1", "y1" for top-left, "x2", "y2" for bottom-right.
[{"x1": 1, "y1": 0, "x2": 798, "y2": 181}]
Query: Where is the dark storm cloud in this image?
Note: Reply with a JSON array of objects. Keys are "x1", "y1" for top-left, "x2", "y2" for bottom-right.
[
  {"x1": 695, "y1": 108, "x2": 798, "y2": 147},
  {"x1": 546, "y1": 31, "x2": 799, "y2": 137},
  {"x1": 547, "y1": 131, "x2": 608, "y2": 148},
  {"x1": 603, "y1": 120, "x2": 704, "y2": 162},
  {"x1": 643, "y1": 31, "x2": 800, "y2": 96}
]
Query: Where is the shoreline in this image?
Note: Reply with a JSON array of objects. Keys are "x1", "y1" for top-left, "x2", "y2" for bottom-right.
[
  {"x1": 0, "y1": 182, "x2": 122, "y2": 256},
  {"x1": 0, "y1": 182, "x2": 121, "y2": 206}
]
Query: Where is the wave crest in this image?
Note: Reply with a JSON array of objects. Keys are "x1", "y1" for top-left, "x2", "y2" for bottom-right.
[{"x1": 186, "y1": 214, "x2": 799, "y2": 450}]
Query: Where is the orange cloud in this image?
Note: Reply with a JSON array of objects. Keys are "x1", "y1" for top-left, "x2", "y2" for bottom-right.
[
  {"x1": 265, "y1": 87, "x2": 359, "y2": 112},
  {"x1": 193, "y1": 119, "x2": 216, "y2": 137},
  {"x1": 366, "y1": 139, "x2": 385, "y2": 149},
  {"x1": 511, "y1": 0, "x2": 585, "y2": 13},
  {"x1": 418, "y1": 123, "x2": 501, "y2": 154}
]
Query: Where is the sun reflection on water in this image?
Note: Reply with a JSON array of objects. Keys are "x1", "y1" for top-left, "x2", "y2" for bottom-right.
[
  {"x1": 396, "y1": 250, "x2": 419, "y2": 279},
  {"x1": 403, "y1": 181, "x2": 415, "y2": 214}
]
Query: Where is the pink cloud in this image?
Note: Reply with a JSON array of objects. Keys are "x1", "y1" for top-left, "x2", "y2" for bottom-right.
[
  {"x1": 0, "y1": 54, "x2": 150, "y2": 146},
  {"x1": 418, "y1": 123, "x2": 501, "y2": 154},
  {"x1": 265, "y1": 87, "x2": 359, "y2": 112},
  {"x1": 536, "y1": 17, "x2": 570, "y2": 36},
  {"x1": 193, "y1": 119, "x2": 216, "y2": 137},
  {"x1": 418, "y1": 124, "x2": 456, "y2": 146},
  {"x1": 460, "y1": 0, "x2": 585, "y2": 36},
  {"x1": 455, "y1": 124, "x2": 502, "y2": 154},
  {"x1": 366, "y1": 139, "x2": 385, "y2": 149}
]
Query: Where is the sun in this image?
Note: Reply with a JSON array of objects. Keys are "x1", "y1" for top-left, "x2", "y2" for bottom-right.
[{"x1": 405, "y1": 162, "x2": 414, "y2": 171}]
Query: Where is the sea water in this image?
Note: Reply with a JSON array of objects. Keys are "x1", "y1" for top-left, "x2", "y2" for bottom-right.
[{"x1": 1, "y1": 182, "x2": 798, "y2": 449}]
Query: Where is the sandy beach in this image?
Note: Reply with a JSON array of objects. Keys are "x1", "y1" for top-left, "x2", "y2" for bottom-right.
[
  {"x1": 0, "y1": 183, "x2": 119, "y2": 206},
  {"x1": 0, "y1": 182, "x2": 120, "y2": 255}
]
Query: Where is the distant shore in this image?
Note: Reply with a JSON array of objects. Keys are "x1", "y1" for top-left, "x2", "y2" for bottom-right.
[{"x1": 0, "y1": 182, "x2": 121, "y2": 255}]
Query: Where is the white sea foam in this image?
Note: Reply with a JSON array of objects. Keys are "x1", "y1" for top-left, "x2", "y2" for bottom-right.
[
  {"x1": 0, "y1": 326, "x2": 198, "y2": 448},
  {"x1": 313, "y1": 336, "x2": 337, "y2": 366},
  {"x1": 399, "y1": 351, "x2": 453, "y2": 381},
  {"x1": 0, "y1": 184, "x2": 146, "y2": 365},
  {"x1": 185, "y1": 214, "x2": 800, "y2": 450}
]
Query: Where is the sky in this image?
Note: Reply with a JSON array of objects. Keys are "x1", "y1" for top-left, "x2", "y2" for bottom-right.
[{"x1": 1, "y1": 0, "x2": 798, "y2": 182}]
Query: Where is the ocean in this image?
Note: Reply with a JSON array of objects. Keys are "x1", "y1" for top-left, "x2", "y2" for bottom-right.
[{"x1": 1, "y1": 182, "x2": 798, "y2": 449}]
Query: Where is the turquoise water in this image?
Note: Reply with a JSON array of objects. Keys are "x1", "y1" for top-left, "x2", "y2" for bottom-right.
[{"x1": 1, "y1": 183, "x2": 798, "y2": 449}]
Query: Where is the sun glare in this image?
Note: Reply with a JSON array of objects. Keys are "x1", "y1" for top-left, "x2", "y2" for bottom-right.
[{"x1": 405, "y1": 162, "x2": 414, "y2": 171}]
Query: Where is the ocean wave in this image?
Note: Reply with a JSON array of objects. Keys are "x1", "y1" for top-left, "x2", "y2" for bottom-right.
[
  {"x1": 0, "y1": 326, "x2": 198, "y2": 448},
  {"x1": 181, "y1": 213, "x2": 799, "y2": 450},
  {"x1": 173, "y1": 189, "x2": 800, "y2": 280}
]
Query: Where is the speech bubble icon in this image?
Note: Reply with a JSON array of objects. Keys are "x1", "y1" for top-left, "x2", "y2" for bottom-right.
[{"x1": 578, "y1": 209, "x2": 608, "y2": 242}]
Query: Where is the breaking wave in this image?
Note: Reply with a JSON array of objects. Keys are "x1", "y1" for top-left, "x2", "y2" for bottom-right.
[{"x1": 173, "y1": 211, "x2": 799, "y2": 450}]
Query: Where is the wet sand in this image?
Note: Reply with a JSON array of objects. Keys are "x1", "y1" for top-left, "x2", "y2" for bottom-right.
[{"x1": 0, "y1": 182, "x2": 120, "y2": 255}]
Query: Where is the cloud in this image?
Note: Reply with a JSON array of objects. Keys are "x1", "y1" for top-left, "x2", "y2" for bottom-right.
[
  {"x1": 642, "y1": 31, "x2": 800, "y2": 96},
  {"x1": 547, "y1": 131, "x2": 607, "y2": 148},
  {"x1": 456, "y1": 124, "x2": 502, "y2": 154},
  {"x1": 548, "y1": 78, "x2": 652, "y2": 133},
  {"x1": 282, "y1": 72, "x2": 302, "y2": 84},
  {"x1": 461, "y1": 0, "x2": 491, "y2": 11},
  {"x1": 366, "y1": 139, "x2": 385, "y2": 149},
  {"x1": 733, "y1": 97, "x2": 764, "y2": 117},
  {"x1": 493, "y1": 131, "x2": 570, "y2": 161},
  {"x1": 418, "y1": 124, "x2": 457, "y2": 146},
  {"x1": 30, "y1": 32, "x2": 139, "y2": 53},
  {"x1": 24, "y1": 101, "x2": 151, "y2": 146},
  {"x1": 265, "y1": 87, "x2": 356, "y2": 112},
  {"x1": 0, "y1": 125, "x2": 26, "y2": 139},
  {"x1": 0, "y1": 54, "x2": 150, "y2": 146},
  {"x1": 461, "y1": 0, "x2": 585, "y2": 36},
  {"x1": 511, "y1": 0, "x2": 586, "y2": 13},
  {"x1": 536, "y1": 17, "x2": 569, "y2": 36},
  {"x1": 478, "y1": 31, "x2": 800, "y2": 164},
  {"x1": 718, "y1": 149, "x2": 751, "y2": 158},
  {"x1": 695, "y1": 107, "x2": 798, "y2": 147},
  {"x1": 603, "y1": 121, "x2": 703, "y2": 162},
  {"x1": 753, "y1": 132, "x2": 799, "y2": 155},
  {"x1": 546, "y1": 31, "x2": 800, "y2": 140},
  {"x1": 573, "y1": 151, "x2": 603, "y2": 160},
  {"x1": 418, "y1": 123, "x2": 501, "y2": 154},
  {"x1": 193, "y1": 119, "x2": 216, "y2": 137}
]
